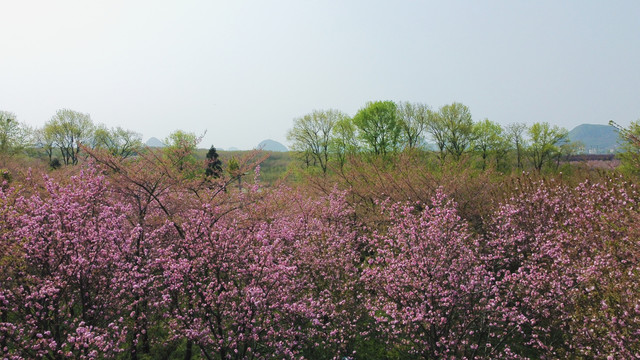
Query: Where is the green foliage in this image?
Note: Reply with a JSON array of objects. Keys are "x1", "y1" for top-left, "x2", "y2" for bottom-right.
[
  {"x1": 226, "y1": 155, "x2": 242, "y2": 189},
  {"x1": 438, "y1": 102, "x2": 475, "y2": 161},
  {"x1": 329, "y1": 117, "x2": 358, "y2": 169},
  {"x1": 287, "y1": 109, "x2": 346, "y2": 173},
  {"x1": 353, "y1": 101, "x2": 401, "y2": 156},
  {"x1": 0, "y1": 111, "x2": 31, "y2": 156},
  {"x1": 256, "y1": 151, "x2": 292, "y2": 184},
  {"x1": 505, "y1": 122, "x2": 527, "y2": 170},
  {"x1": 472, "y1": 118, "x2": 508, "y2": 170},
  {"x1": 163, "y1": 130, "x2": 199, "y2": 174},
  {"x1": 281, "y1": 100, "x2": 607, "y2": 177},
  {"x1": 425, "y1": 108, "x2": 448, "y2": 160},
  {"x1": 614, "y1": 119, "x2": 640, "y2": 175},
  {"x1": 93, "y1": 125, "x2": 143, "y2": 158},
  {"x1": 43, "y1": 109, "x2": 95, "y2": 165},
  {"x1": 227, "y1": 155, "x2": 239, "y2": 173},
  {"x1": 396, "y1": 101, "x2": 429, "y2": 149},
  {"x1": 526, "y1": 122, "x2": 569, "y2": 171}
]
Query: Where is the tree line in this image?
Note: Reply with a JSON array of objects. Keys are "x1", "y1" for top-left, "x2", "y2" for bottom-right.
[
  {"x1": 0, "y1": 109, "x2": 143, "y2": 167},
  {"x1": 2, "y1": 105, "x2": 639, "y2": 178},
  {"x1": 287, "y1": 101, "x2": 579, "y2": 173},
  {"x1": 0, "y1": 109, "x2": 229, "y2": 177}
]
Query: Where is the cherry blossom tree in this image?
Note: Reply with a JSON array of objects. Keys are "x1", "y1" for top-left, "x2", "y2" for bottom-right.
[
  {"x1": 0, "y1": 167, "x2": 132, "y2": 358},
  {"x1": 484, "y1": 177, "x2": 640, "y2": 358},
  {"x1": 361, "y1": 191, "x2": 522, "y2": 359},
  {"x1": 155, "y1": 186, "x2": 363, "y2": 359}
]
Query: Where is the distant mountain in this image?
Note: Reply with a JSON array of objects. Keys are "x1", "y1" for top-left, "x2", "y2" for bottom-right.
[
  {"x1": 226, "y1": 147, "x2": 239, "y2": 151},
  {"x1": 256, "y1": 139, "x2": 288, "y2": 152},
  {"x1": 568, "y1": 124, "x2": 620, "y2": 154},
  {"x1": 145, "y1": 137, "x2": 165, "y2": 148}
]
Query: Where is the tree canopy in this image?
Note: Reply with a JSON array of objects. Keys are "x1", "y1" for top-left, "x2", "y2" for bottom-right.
[
  {"x1": 396, "y1": 101, "x2": 430, "y2": 149},
  {"x1": 93, "y1": 125, "x2": 143, "y2": 159},
  {"x1": 527, "y1": 122, "x2": 569, "y2": 171},
  {"x1": 352, "y1": 100, "x2": 401, "y2": 156},
  {"x1": 43, "y1": 109, "x2": 94, "y2": 165},
  {"x1": 287, "y1": 109, "x2": 346, "y2": 173},
  {"x1": 164, "y1": 130, "x2": 199, "y2": 173},
  {"x1": 0, "y1": 111, "x2": 30, "y2": 156},
  {"x1": 438, "y1": 102, "x2": 475, "y2": 161},
  {"x1": 472, "y1": 118, "x2": 508, "y2": 170},
  {"x1": 613, "y1": 119, "x2": 640, "y2": 175}
]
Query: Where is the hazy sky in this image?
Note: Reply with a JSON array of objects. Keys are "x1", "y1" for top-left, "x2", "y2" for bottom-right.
[{"x1": 2, "y1": 1, "x2": 639, "y2": 150}]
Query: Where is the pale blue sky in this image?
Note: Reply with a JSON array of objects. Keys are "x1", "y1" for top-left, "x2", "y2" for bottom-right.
[{"x1": 1, "y1": 0, "x2": 639, "y2": 150}]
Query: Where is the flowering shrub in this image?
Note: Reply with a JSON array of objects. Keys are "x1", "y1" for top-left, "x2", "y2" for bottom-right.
[
  {"x1": 155, "y1": 186, "x2": 363, "y2": 359},
  {"x1": 484, "y1": 177, "x2": 640, "y2": 358},
  {"x1": 361, "y1": 192, "x2": 524, "y2": 359},
  {"x1": 0, "y1": 161, "x2": 638, "y2": 359},
  {"x1": 0, "y1": 168, "x2": 132, "y2": 358}
]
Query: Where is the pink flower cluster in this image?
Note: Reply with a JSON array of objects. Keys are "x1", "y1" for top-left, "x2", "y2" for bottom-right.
[{"x1": 1, "y1": 164, "x2": 638, "y2": 359}]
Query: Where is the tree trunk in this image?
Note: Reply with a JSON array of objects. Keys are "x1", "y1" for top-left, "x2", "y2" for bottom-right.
[{"x1": 184, "y1": 340, "x2": 193, "y2": 360}]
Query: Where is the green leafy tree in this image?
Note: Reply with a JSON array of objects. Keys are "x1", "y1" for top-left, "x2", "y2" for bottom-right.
[
  {"x1": 164, "y1": 130, "x2": 199, "y2": 173},
  {"x1": 612, "y1": 119, "x2": 640, "y2": 175},
  {"x1": 43, "y1": 109, "x2": 95, "y2": 165},
  {"x1": 439, "y1": 102, "x2": 475, "y2": 161},
  {"x1": 526, "y1": 122, "x2": 569, "y2": 171},
  {"x1": 505, "y1": 122, "x2": 527, "y2": 170},
  {"x1": 329, "y1": 117, "x2": 358, "y2": 169},
  {"x1": 472, "y1": 118, "x2": 507, "y2": 170},
  {"x1": 93, "y1": 125, "x2": 143, "y2": 159},
  {"x1": 33, "y1": 128, "x2": 56, "y2": 164},
  {"x1": 0, "y1": 111, "x2": 31, "y2": 156},
  {"x1": 352, "y1": 101, "x2": 401, "y2": 156},
  {"x1": 425, "y1": 109, "x2": 449, "y2": 162},
  {"x1": 287, "y1": 109, "x2": 346, "y2": 173},
  {"x1": 397, "y1": 101, "x2": 430, "y2": 149},
  {"x1": 227, "y1": 155, "x2": 242, "y2": 190}
]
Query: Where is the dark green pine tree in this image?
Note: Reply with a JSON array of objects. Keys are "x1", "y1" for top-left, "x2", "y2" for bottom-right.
[{"x1": 205, "y1": 146, "x2": 222, "y2": 178}]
